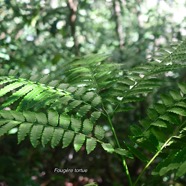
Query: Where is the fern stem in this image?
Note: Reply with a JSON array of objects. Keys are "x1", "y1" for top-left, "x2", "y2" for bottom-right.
[
  {"x1": 107, "y1": 115, "x2": 120, "y2": 148},
  {"x1": 134, "y1": 137, "x2": 172, "y2": 186},
  {"x1": 107, "y1": 114, "x2": 133, "y2": 186},
  {"x1": 122, "y1": 158, "x2": 133, "y2": 186}
]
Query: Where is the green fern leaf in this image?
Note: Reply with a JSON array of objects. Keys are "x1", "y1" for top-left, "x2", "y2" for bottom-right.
[
  {"x1": 17, "y1": 85, "x2": 44, "y2": 110},
  {"x1": 30, "y1": 74, "x2": 40, "y2": 81},
  {"x1": 0, "y1": 121, "x2": 20, "y2": 136},
  {"x1": 0, "y1": 78, "x2": 15, "y2": 86},
  {"x1": 62, "y1": 131, "x2": 75, "y2": 148},
  {"x1": 19, "y1": 73, "x2": 30, "y2": 79},
  {"x1": 58, "y1": 96, "x2": 72, "y2": 106},
  {"x1": 30, "y1": 91, "x2": 59, "y2": 109},
  {"x1": 147, "y1": 108, "x2": 159, "y2": 120},
  {"x1": 161, "y1": 94, "x2": 174, "y2": 106},
  {"x1": 78, "y1": 105, "x2": 91, "y2": 116},
  {"x1": 176, "y1": 161, "x2": 186, "y2": 177},
  {"x1": 114, "y1": 148, "x2": 131, "y2": 157},
  {"x1": 48, "y1": 111, "x2": 58, "y2": 126},
  {"x1": 73, "y1": 133, "x2": 85, "y2": 152},
  {"x1": 178, "y1": 83, "x2": 186, "y2": 94},
  {"x1": 51, "y1": 128, "x2": 64, "y2": 148},
  {"x1": 66, "y1": 86, "x2": 77, "y2": 93},
  {"x1": 168, "y1": 107, "x2": 186, "y2": 116},
  {"x1": 35, "y1": 113, "x2": 48, "y2": 125},
  {"x1": 20, "y1": 85, "x2": 53, "y2": 110},
  {"x1": 154, "y1": 104, "x2": 166, "y2": 114},
  {"x1": 10, "y1": 110, "x2": 25, "y2": 122},
  {"x1": 23, "y1": 111, "x2": 37, "y2": 123},
  {"x1": 57, "y1": 83, "x2": 69, "y2": 90},
  {"x1": 71, "y1": 117, "x2": 81, "y2": 132},
  {"x1": 0, "y1": 120, "x2": 9, "y2": 126},
  {"x1": 90, "y1": 111, "x2": 101, "y2": 123},
  {"x1": 82, "y1": 92, "x2": 95, "y2": 102},
  {"x1": 121, "y1": 78, "x2": 134, "y2": 86},
  {"x1": 91, "y1": 96, "x2": 102, "y2": 106},
  {"x1": 94, "y1": 125, "x2": 105, "y2": 140},
  {"x1": 86, "y1": 138, "x2": 97, "y2": 154},
  {"x1": 101, "y1": 143, "x2": 114, "y2": 153},
  {"x1": 74, "y1": 87, "x2": 86, "y2": 97},
  {"x1": 8, "y1": 69, "x2": 18, "y2": 76},
  {"x1": 41, "y1": 127, "x2": 54, "y2": 146},
  {"x1": 175, "y1": 101, "x2": 186, "y2": 108},
  {"x1": 48, "y1": 80, "x2": 60, "y2": 87},
  {"x1": 59, "y1": 114, "x2": 70, "y2": 129},
  {"x1": 0, "y1": 81, "x2": 26, "y2": 97},
  {"x1": 30, "y1": 125, "x2": 44, "y2": 147},
  {"x1": 151, "y1": 120, "x2": 167, "y2": 128},
  {"x1": 82, "y1": 119, "x2": 93, "y2": 135},
  {"x1": 0, "y1": 84, "x2": 33, "y2": 109},
  {"x1": 18, "y1": 123, "x2": 33, "y2": 143},
  {"x1": 0, "y1": 110, "x2": 14, "y2": 120},
  {"x1": 68, "y1": 100, "x2": 82, "y2": 110},
  {"x1": 169, "y1": 90, "x2": 182, "y2": 101},
  {"x1": 159, "y1": 163, "x2": 180, "y2": 176},
  {"x1": 39, "y1": 75, "x2": 50, "y2": 84},
  {"x1": 159, "y1": 113, "x2": 180, "y2": 125}
]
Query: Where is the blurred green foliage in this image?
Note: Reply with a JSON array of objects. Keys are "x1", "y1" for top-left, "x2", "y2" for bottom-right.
[{"x1": 0, "y1": 0, "x2": 186, "y2": 185}]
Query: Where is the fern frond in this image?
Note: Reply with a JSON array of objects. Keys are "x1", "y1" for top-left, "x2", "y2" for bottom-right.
[
  {"x1": 61, "y1": 54, "x2": 122, "y2": 104},
  {"x1": 119, "y1": 63, "x2": 186, "y2": 103},
  {"x1": 63, "y1": 54, "x2": 113, "y2": 90},
  {"x1": 152, "y1": 147, "x2": 186, "y2": 178},
  {"x1": 0, "y1": 110, "x2": 101, "y2": 153},
  {"x1": 61, "y1": 44, "x2": 186, "y2": 115},
  {"x1": 0, "y1": 109, "x2": 130, "y2": 155},
  {"x1": 114, "y1": 40, "x2": 186, "y2": 108},
  {"x1": 129, "y1": 83, "x2": 186, "y2": 177},
  {"x1": 0, "y1": 74, "x2": 102, "y2": 118},
  {"x1": 153, "y1": 40, "x2": 186, "y2": 63}
]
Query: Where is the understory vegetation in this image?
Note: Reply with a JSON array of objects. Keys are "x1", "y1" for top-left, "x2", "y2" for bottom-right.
[{"x1": 0, "y1": 0, "x2": 186, "y2": 185}]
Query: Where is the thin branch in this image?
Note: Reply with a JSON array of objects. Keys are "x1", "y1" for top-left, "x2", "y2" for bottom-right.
[
  {"x1": 105, "y1": 110, "x2": 133, "y2": 186},
  {"x1": 134, "y1": 137, "x2": 172, "y2": 186},
  {"x1": 113, "y1": 0, "x2": 125, "y2": 50},
  {"x1": 67, "y1": 0, "x2": 79, "y2": 56}
]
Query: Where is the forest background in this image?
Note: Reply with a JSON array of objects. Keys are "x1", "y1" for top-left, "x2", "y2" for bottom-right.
[{"x1": 0, "y1": 0, "x2": 186, "y2": 185}]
